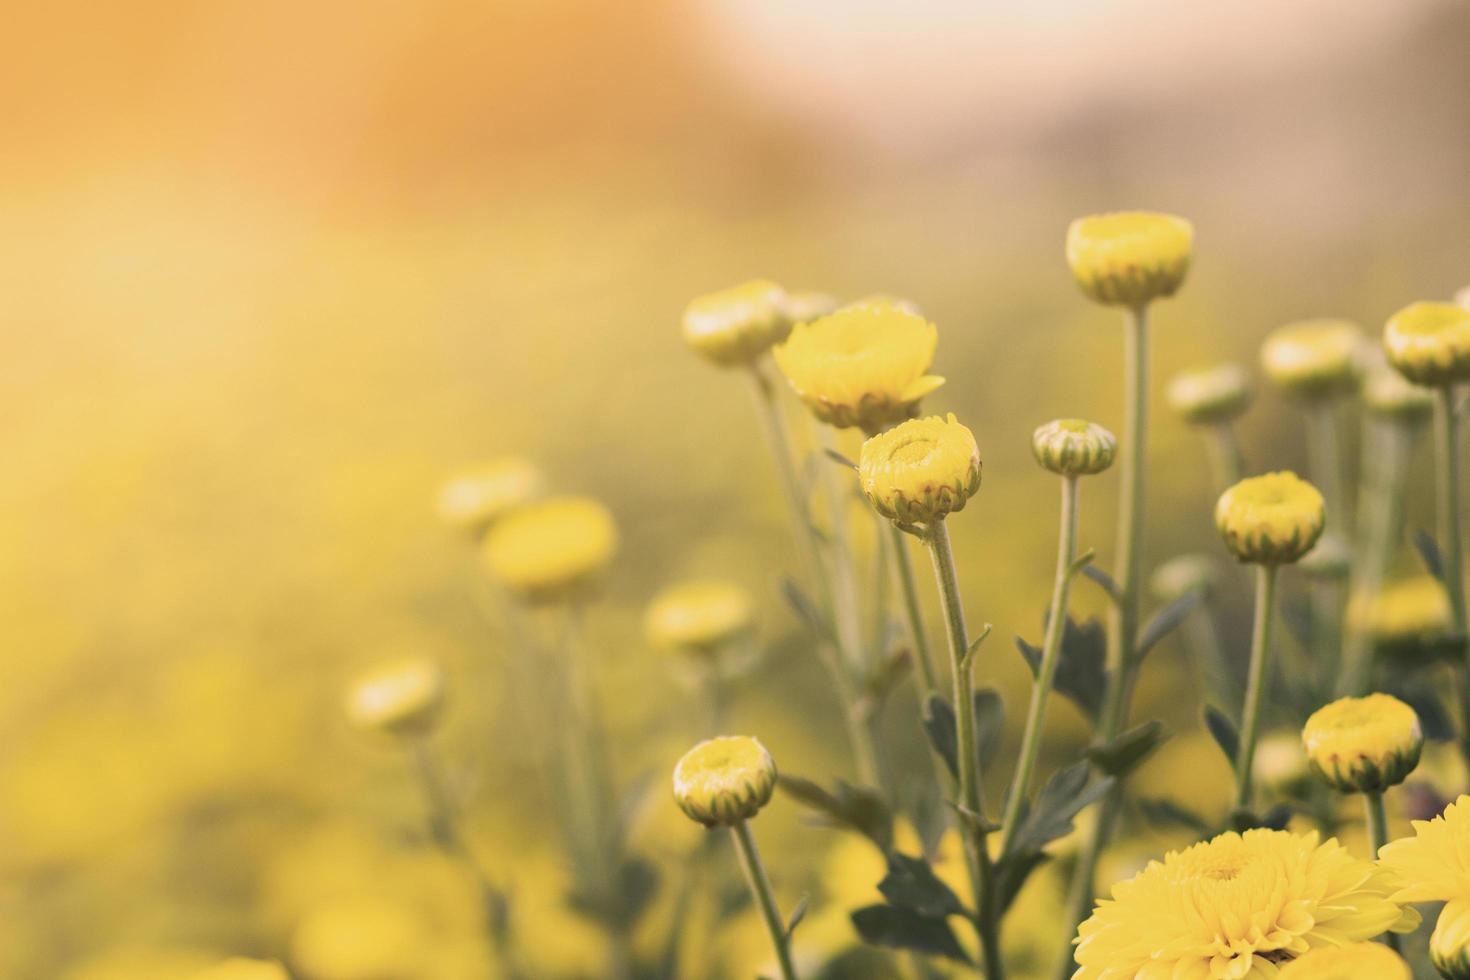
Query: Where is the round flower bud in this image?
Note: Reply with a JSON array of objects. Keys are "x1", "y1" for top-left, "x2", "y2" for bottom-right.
[
  {"x1": 1260, "y1": 319, "x2": 1365, "y2": 399},
  {"x1": 1065, "y1": 211, "x2": 1193, "y2": 307},
  {"x1": 773, "y1": 304, "x2": 944, "y2": 432},
  {"x1": 482, "y1": 496, "x2": 618, "y2": 603},
  {"x1": 436, "y1": 457, "x2": 544, "y2": 537},
  {"x1": 1347, "y1": 575, "x2": 1453, "y2": 658},
  {"x1": 645, "y1": 579, "x2": 754, "y2": 656},
  {"x1": 672, "y1": 735, "x2": 777, "y2": 827},
  {"x1": 1276, "y1": 942, "x2": 1411, "y2": 980},
  {"x1": 1166, "y1": 363, "x2": 1253, "y2": 426},
  {"x1": 1150, "y1": 553, "x2": 1221, "y2": 603},
  {"x1": 1031, "y1": 418, "x2": 1117, "y2": 476},
  {"x1": 1253, "y1": 731, "x2": 1310, "y2": 797},
  {"x1": 1433, "y1": 899, "x2": 1470, "y2": 980},
  {"x1": 682, "y1": 279, "x2": 792, "y2": 368},
  {"x1": 1215, "y1": 471, "x2": 1325, "y2": 565},
  {"x1": 1302, "y1": 693, "x2": 1423, "y2": 794},
  {"x1": 859, "y1": 413, "x2": 981, "y2": 525},
  {"x1": 1297, "y1": 531, "x2": 1352, "y2": 580},
  {"x1": 191, "y1": 959, "x2": 291, "y2": 980},
  {"x1": 1363, "y1": 362, "x2": 1434, "y2": 421},
  {"x1": 781, "y1": 290, "x2": 840, "y2": 324},
  {"x1": 1384, "y1": 301, "x2": 1470, "y2": 388},
  {"x1": 345, "y1": 658, "x2": 446, "y2": 737}
]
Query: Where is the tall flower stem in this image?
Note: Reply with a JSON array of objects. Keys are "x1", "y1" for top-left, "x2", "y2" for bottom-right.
[
  {"x1": 1000, "y1": 476, "x2": 1080, "y2": 853},
  {"x1": 1233, "y1": 564, "x2": 1279, "y2": 813},
  {"x1": 1341, "y1": 418, "x2": 1412, "y2": 695},
  {"x1": 924, "y1": 519, "x2": 1003, "y2": 980},
  {"x1": 819, "y1": 425, "x2": 866, "y2": 665},
  {"x1": 1205, "y1": 422, "x2": 1244, "y2": 493},
  {"x1": 891, "y1": 522, "x2": 940, "y2": 696},
  {"x1": 1363, "y1": 789, "x2": 1401, "y2": 953},
  {"x1": 730, "y1": 820, "x2": 798, "y2": 980},
  {"x1": 1435, "y1": 388, "x2": 1470, "y2": 766}
]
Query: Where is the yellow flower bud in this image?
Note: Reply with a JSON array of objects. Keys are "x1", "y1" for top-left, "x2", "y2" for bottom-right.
[
  {"x1": 1298, "y1": 531, "x2": 1352, "y2": 580},
  {"x1": 345, "y1": 658, "x2": 446, "y2": 737},
  {"x1": 682, "y1": 279, "x2": 792, "y2": 368},
  {"x1": 1065, "y1": 211, "x2": 1193, "y2": 307},
  {"x1": 1275, "y1": 942, "x2": 1411, "y2": 980},
  {"x1": 482, "y1": 496, "x2": 618, "y2": 603},
  {"x1": 781, "y1": 290, "x2": 840, "y2": 324},
  {"x1": 1260, "y1": 319, "x2": 1365, "y2": 399},
  {"x1": 1215, "y1": 471, "x2": 1325, "y2": 565},
  {"x1": 673, "y1": 735, "x2": 777, "y2": 827},
  {"x1": 1031, "y1": 418, "x2": 1117, "y2": 477},
  {"x1": 1150, "y1": 553, "x2": 1221, "y2": 602},
  {"x1": 645, "y1": 579, "x2": 754, "y2": 655},
  {"x1": 1302, "y1": 693, "x2": 1422, "y2": 794},
  {"x1": 1363, "y1": 361, "x2": 1434, "y2": 420},
  {"x1": 1350, "y1": 575, "x2": 1453, "y2": 647},
  {"x1": 1433, "y1": 899, "x2": 1470, "y2": 980},
  {"x1": 191, "y1": 959, "x2": 291, "y2": 980},
  {"x1": 1166, "y1": 363, "x2": 1252, "y2": 426},
  {"x1": 1384, "y1": 301, "x2": 1470, "y2": 387},
  {"x1": 436, "y1": 457, "x2": 543, "y2": 537},
  {"x1": 772, "y1": 304, "x2": 944, "y2": 432},
  {"x1": 859, "y1": 413, "x2": 981, "y2": 525}
]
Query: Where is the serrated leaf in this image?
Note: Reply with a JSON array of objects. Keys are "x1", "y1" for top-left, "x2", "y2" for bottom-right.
[
  {"x1": 1136, "y1": 797, "x2": 1210, "y2": 835},
  {"x1": 920, "y1": 692, "x2": 1001, "y2": 779},
  {"x1": 781, "y1": 578, "x2": 833, "y2": 642},
  {"x1": 1086, "y1": 720, "x2": 1169, "y2": 778},
  {"x1": 1015, "y1": 617, "x2": 1107, "y2": 722},
  {"x1": 779, "y1": 775, "x2": 892, "y2": 852},
  {"x1": 1415, "y1": 529, "x2": 1446, "y2": 582},
  {"x1": 785, "y1": 893, "x2": 810, "y2": 937},
  {"x1": 878, "y1": 853, "x2": 967, "y2": 918},
  {"x1": 1138, "y1": 593, "x2": 1201, "y2": 659},
  {"x1": 1203, "y1": 704, "x2": 1238, "y2": 767},
  {"x1": 1080, "y1": 564, "x2": 1122, "y2": 604},
  {"x1": 850, "y1": 904, "x2": 971, "y2": 963},
  {"x1": 921, "y1": 695, "x2": 958, "y2": 778}
]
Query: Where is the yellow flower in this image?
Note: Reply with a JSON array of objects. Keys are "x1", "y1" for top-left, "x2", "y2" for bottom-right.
[
  {"x1": 1032, "y1": 419, "x2": 1117, "y2": 477},
  {"x1": 859, "y1": 414, "x2": 981, "y2": 524},
  {"x1": 1379, "y1": 794, "x2": 1470, "y2": 902},
  {"x1": 1384, "y1": 301, "x2": 1470, "y2": 387},
  {"x1": 682, "y1": 279, "x2": 792, "y2": 368},
  {"x1": 1260, "y1": 319, "x2": 1365, "y2": 398},
  {"x1": 1073, "y1": 828, "x2": 1419, "y2": 980},
  {"x1": 1433, "y1": 899, "x2": 1470, "y2": 980},
  {"x1": 1349, "y1": 575, "x2": 1452, "y2": 646},
  {"x1": 290, "y1": 895, "x2": 428, "y2": 980},
  {"x1": 772, "y1": 304, "x2": 944, "y2": 432},
  {"x1": 1302, "y1": 694, "x2": 1422, "y2": 794},
  {"x1": 190, "y1": 960, "x2": 290, "y2": 980},
  {"x1": 481, "y1": 496, "x2": 618, "y2": 602},
  {"x1": 1167, "y1": 363, "x2": 1253, "y2": 426},
  {"x1": 344, "y1": 658, "x2": 446, "y2": 738},
  {"x1": 645, "y1": 579, "x2": 754, "y2": 655},
  {"x1": 435, "y1": 457, "x2": 543, "y2": 537},
  {"x1": 1215, "y1": 471, "x2": 1325, "y2": 565},
  {"x1": 1065, "y1": 211, "x2": 1193, "y2": 307},
  {"x1": 1274, "y1": 942, "x2": 1410, "y2": 980},
  {"x1": 673, "y1": 735, "x2": 777, "y2": 827}
]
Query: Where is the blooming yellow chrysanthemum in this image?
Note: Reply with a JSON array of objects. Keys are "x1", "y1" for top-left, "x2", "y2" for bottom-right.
[
  {"x1": 1383, "y1": 301, "x2": 1470, "y2": 387},
  {"x1": 1073, "y1": 828, "x2": 1418, "y2": 980},
  {"x1": 1379, "y1": 794, "x2": 1470, "y2": 902},
  {"x1": 1032, "y1": 418, "x2": 1117, "y2": 477},
  {"x1": 1215, "y1": 471, "x2": 1325, "y2": 565},
  {"x1": 673, "y1": 735, "x2": 777, "y2": 827},
  {"x1": 436, "y1": 457, "x2": 543, "y2": 537},
  {"x1": 344, "y1": 658, "x2": 446, "y2": 737},
  {"x1": 190, "y1": 959, "x2": 291, "y2": 980},
  {"x1": 645, "y1": 579, "x2": 754, "y2": 655},
  {"x1": 859, "y1": 413, "x2": 981, "y2": 524},
  {"x1": 772, "y1": 303, "x2": 944, "y2": 432},
  {"x1": 1168, "y1": 363, "x2": 1253, "y2": 426},
  {"x1": 1260, "y1": 319, "x2": 1364, "y2": 399},
  {"x1": 1302, "y1": 694, "x2": 1422, "y2": 794},
  {"x1": 1348, "y1": 575, "x2": 1452, "y2": 646},
  {"x1": 682, "y1": 279, "x2": 792, "y2": 367},
  {"x1": 481, "y1": 496, "x2": 618, "y2": 602},
  {"x1": 1273, "y1": 941, "x2": 1410, "y2": 980},
  {"x1": 1065, "y1": 211, "x2": 1193, "y2": 307}
]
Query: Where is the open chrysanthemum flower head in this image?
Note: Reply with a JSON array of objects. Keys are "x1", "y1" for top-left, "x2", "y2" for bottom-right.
[
  {"x1": 682, "y1": 279, "x2": 792, "y2": 367},
  {"x1": 1379, "y1": 794, "x2": 1470, "y2": 903},
  {"x1": 1065, "y1": 211, "x2": 1193, "y2": 307},
  {"x1": 344, "y1": 658, "x2": 446, "y2": 738},
  {"x1": 772, "y1": 303, "x2": 943, "y2": 432},
  {"x1": 1302, "y1": 694, "x2": 1422, "y2": 794},
  {"x1": 1384, "y1": 301, "x2": 1470, "y2": 387},
  {"x1": 1032, "y1": 418, "x2": 1117, "y2": 477},
  {"x1": 1168, "y1": 363, "x2": 1253, "y2": 426},
  {"x1": 645, "y1": 579, "x2": 754, "y2": 656},
  {"x1": 436, "y1": 457, "x2": 544, "y2": 537},
  {"x1": 1073, "y1": 828, "x2": 1419, "y2": 980},
  {"x1": 1273, "y1": 942, "x2": 1410, "y2": 980},
  {"x1": 482, "y1": 496, "x2": 618, "y2": 603},
  {"x1": 1215, "y1": 471, "x2": 1325, "y2": 565},
  {"x1": 672, "y1": 735, "x2": 777, "y2": 827},
  {"x1": 191, "y1": 959, "x2": 291, "y2": 980},
  {"x1": 1260, "y1": 319, "x2": 1365, "y2": 399},
  {"x1": 859, "y1": 413, "x2": 981, "y2": 525}
]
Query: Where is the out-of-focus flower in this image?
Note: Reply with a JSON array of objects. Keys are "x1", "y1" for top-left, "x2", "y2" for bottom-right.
[
  {"x1": 481, "y1": 496, "x2": 617, "y2": 602},
  {"x1": 1384, "y1": 301, "x2": 1470, "y2": 387},
  {"x1": 344, "y1": 657, "x2": 446, "y2": 738},
  {"x1": 772, "y1": 303, "x2": 943, "y2": 432},
  {"x1": 1433, "y1": 900, "x2": 1470, "y2": 980},
  {"x1": 1380, "y1": 794, "x2": 1470, "y2": 902},
  {"x1": 1073, "y1": 829, "x2": 1418, "y2": 980},
  {"x1": 843, "y1": 293, "x2": 923, "y2": 316},
  {"x1": 645, "y1": 579, "x2": 754, "y2": 656},
  {"x1": 436, "y1": 458, "x2": 544, "y2": 537},
  {"x1": 1167, "y1": 363, "x2": 1252, "y2": 426},
  {"x1": 1030, "y1": 418, "x2": 1116, "y2": 477},
  {"x1": 1362, "y1": 362, "x2": 1434, "y2": 420},
  {"x1": 1260, "y1": 319, "x2": 1365, "y2": 398},
  {"x1": 290, "y1": 894, "x2": 429, "y2": 980},
  {"x1": 781, "y1": 290, "x2": 839, "y2": 324},
  {"x1": 190, "y1": 959, "x2": 290, "y2": 980},
  {"x1": 1297, "y1": 531, "x2": 1352, "y2": 580},
  {"x1": 1150, "y1": 553, "x2": 1221, "y2": 603},
  {"x1": 63, "y1": 948, "x2": 219, "y2": 980},
  {"x1": 859, "y1": 413, "x2": 981, "y2": 524},
  {"x1": 1275, "y1": 942, "x2": 1410, "y2": 979},
  {"x1": 1253, "y1": 730, "x2": 1310, "y2": 796},
  {"x1": 682, "y1": 279, "x2": 792, "y2": 368},
  {"x1": 1065, "y1": 211, "x2": 1193, "y2": 307},
  {"x1": 1348, "y1": 575, "x2": 1453, "y2": 649},
  {"x1": 1302, "y1": 694, "x2": 1421, "y2": 794},
  {"x1": 672, "y1": 735, "x2": 777, "y2": 826},
  {"x1": 1215, "y1": 471, "x2": 1325, "y2": 565}
]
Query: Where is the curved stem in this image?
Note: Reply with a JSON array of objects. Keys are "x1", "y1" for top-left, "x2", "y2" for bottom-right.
[
  {"x1": 1233, "y1": 564, "x2": 1279, "y2": 813},
  {"x1": 1001, "y1": 476, "x2": 1080, "y2": 854},
  {"x1": 1436, "y1": 389, "x2": 1470, "y2": 768},
  {"x1": 730, "y1": 821, "x2": 798, "y2": 980}
]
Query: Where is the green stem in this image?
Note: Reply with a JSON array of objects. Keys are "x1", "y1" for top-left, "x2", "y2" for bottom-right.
[
  {"x1": 819, "y1": 425, "x2": 866, "y2": 666},
  {"x1": 1436, "y1": 388, "x2": 1470, "y2": 769},
  {"x1": 730, "y1": 821, "x2": 798, "y2": 980},
  {"x1": 1001, "y1": 476, "x2": 1080, "y2": 854},
  {"x1": 891, "y1": 521, "x2": 940, "y2": 696},
  {"x1": 1205, "y1": 422, "x2": 1243, "y2": 493},
  {"x1": 1233, "y1": 564, "x2": 1279, "y2": 813},
  {"x1": 924, "y1": 519, "x2": 1003, "y2": 980},
  {"x1": 1364, "y1": 790, "x2": 1401, "y2": 953}
]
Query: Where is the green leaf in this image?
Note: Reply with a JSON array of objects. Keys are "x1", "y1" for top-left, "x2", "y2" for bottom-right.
[
  {"x1": 1203, "y1": 704, "x2": 1238, "y2": 767},
  {"x1": 1086, "y1": 720, "x2": 1170, "y2": 778},
  {"x1": 779, "y1": 775, "x2": 892, "y2": 852},
  {"x1": 1137, "y1": 593, "x2": 1201, "y2": 659},
  {"x1": 921, "y1": 695, "x2": 958, "y2": 779},
  {"x1": 785, "y1": 893, "x2": 810, "y2": 937},
  {"x1": 974, "y1": 688, "x2": 1005, "y2": 770},
  {"x1": 1080, "y1": 564, "x2": 1122, "y2": 605},
  {"x1": 1415, "y1": 529, "x2": 1446, "y2": 582},
  {"x1": 1014, "y1": 617, "x2": 1106, "y2": 722},
  {"x1": 1136, "y1": 797, "x2": 1210, "y2": 835},
  {"x1": 920, "y1": 692, "x2": 1002, "y2": 778},
  {"x1": 850, "y1": 904, "x2": 971, "y2": 963},
  {"x1": 878, "y1": 853, "x2": 967, "y2": 918},
  {"x1": 1008, "y1": 761, "x2": 1113, "y2": 856},
  {"x1": 824, "y1": 448, "x2": 859, "y2": 471}
]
